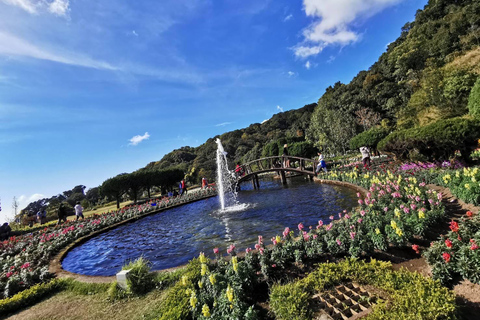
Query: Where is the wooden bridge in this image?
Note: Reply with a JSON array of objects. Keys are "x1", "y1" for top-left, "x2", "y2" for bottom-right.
[{"x1": 236, "y1": 156, "x2": 318, "y2": 189}]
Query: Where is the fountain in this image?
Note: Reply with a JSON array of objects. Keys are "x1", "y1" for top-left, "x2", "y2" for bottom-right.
[{"x1": 215, "y1": 138, "x2": 239, "y2": 211}]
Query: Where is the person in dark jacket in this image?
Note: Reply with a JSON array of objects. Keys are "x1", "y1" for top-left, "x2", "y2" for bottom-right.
[
  {"x1": 57, "y1": 203, "x2": 67, "y2": 225},
  {"x1": 0, "y1": 223, "x2": 11, "y2": 240},
  {"x1": 282, "y1": 144, "x2": 290, "y2": 168}
]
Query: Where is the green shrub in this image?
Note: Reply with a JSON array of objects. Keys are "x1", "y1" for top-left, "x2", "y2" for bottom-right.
[
  {"x1": 107, "y1": 281, "x2": 129, "y2": 301},
  {"x1": 0, "y1": 279, "x2": 65, "y2": 316},
  {"x1": 468, "y1": 77, "x2": 480, "y2": 118},
  {"x1": 269, "y1": 259, "x2": 457, "y2": 320},
  {"x1": 349, "y1": 127, "x2": 389, "y2": 150},
  {"x1": 122, "y1": 256, "x2": 156, "y2": 295},
  {"x1": 288, "y1": 141, "x2": 317, "y2": 158},
  {"x1": 378, "y1": 117, "x2": 480, "y2": 160}
]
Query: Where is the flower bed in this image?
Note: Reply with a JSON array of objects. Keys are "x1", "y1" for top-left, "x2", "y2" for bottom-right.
[
  {"x1": 424, "y1": 213, "x2": 480, "y2": 285},
  {"x1": 0, "y1": 188, "x2": 216, "y2": 299}
]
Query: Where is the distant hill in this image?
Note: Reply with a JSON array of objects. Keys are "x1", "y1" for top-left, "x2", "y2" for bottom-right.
[{"x1": 143, "y1": 103, "x2": 317, "y2": 183}]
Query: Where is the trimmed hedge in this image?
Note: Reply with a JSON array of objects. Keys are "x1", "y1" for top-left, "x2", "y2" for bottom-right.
[
  {"x1": 378, "y1": 117, "x2": 480, "y2": 161},
  {"x1": 349, "y1": 127, "x2": 389, "y2": 150},
  {"x1": 468, "y1": 77, "x2": 480, "y2": 118},
  {"x1": 0, "y1": 279, "x2": 64, "y2": 316},
  {"x1": 270, "y1": 259, "x2": 457, "y2": 320}
]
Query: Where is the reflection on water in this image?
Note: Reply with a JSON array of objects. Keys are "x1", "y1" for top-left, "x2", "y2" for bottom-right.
[{"x1": 62, "y1": 176, "x2": 358, "y2": 276}]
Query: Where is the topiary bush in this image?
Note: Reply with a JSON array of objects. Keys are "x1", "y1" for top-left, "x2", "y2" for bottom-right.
[
  {"x1": 468, "y1": 77, "x2": 480, "y2": 118},
  {"x1": 349, "y1": 127, "x2": 389, "y2": 151},
  {"x1": 378, "y1": 117, "x2": 480, "y2": 161}
]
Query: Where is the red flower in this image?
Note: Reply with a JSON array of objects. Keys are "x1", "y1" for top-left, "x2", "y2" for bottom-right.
[
  {"x1": 442, "y1": 252, "x2": 451, "y2": 263},
  {"x1": 466, "y1": 211, "x2": 473, "y2": 217},
  {"x1": 412, "y1": 244, "x2": 420, "y2": 254},
  {"x1": 449, "y1": 221, "x2": 459, "y2": 233},
  {"x1": 445, "y1": 239, "x2": 453, "y2": 248},
  {"x1": 471, "y1": 243, "x2": 479, "y2": 250}
]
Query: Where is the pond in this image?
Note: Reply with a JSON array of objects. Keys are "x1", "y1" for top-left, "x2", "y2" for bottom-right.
[{"x1": 62, "y1": 177, "x2": 358, "y2": 276}]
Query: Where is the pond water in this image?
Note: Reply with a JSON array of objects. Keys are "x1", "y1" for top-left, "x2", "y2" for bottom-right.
[{"x1": 62, "y1": 177, "x2": 358, "y2": 276}]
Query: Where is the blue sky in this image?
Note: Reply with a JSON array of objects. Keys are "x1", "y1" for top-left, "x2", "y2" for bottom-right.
[{"x1": 0, "y1": 0, "x2": 427, "y2": 221}]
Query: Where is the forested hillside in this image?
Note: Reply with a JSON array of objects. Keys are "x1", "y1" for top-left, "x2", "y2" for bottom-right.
[{"x1": 308, "y1": 0, "x2": 480, "y2": 156}]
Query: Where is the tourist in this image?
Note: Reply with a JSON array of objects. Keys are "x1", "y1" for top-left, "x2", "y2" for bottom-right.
[
  {"x1": 235, "y1": 162, "x2": 244, "y2": 177},
  {"x1": 74, "y1": 201, "x2": 85, "y2": 221},
  {"x1": 0, "y1": 223, "x2": 11, "y2": 241},
  {"x1": 316, "y1": 152, "x2": 327, "y2": 174},
  {"x1": 40, "y1": 209, "x2": 47, "y2": 224},
  {"x1": 57, "y1": 203, "x2": 68, "y2": 225},
  {"x1": 181, "y1": 179, "x2": 187, "y2": 194},
  {"x1": 202, "y1": 177, "x2": 208, "y2": 189},
  {"x1": 283, "y1": 144, "x2": 290, "y2": 168},
  {"x1": 36, "y1": 209, "x2": 42, "y2": 224},
  {"x1": 360, "y1": 146, "x2": 371, "y2": 168},
  {"x1": 178, "y1": 181, "x2": 183, "y2": 195}
]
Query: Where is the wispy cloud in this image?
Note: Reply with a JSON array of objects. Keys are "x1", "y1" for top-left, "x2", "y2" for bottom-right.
[
  {"x1": 305, "y1": 61, "x2": 311, "y2": 69},
  {"x1": 128, "y1": 132, "x2": 150, "y2": 146},
  {"x1": 261, "y1": 119, "x2": 269, "y2": 124},
  {"x1": 276, "y1": 105, "x2": 283, "y2": 112},
  {"x1": 293, "y1": 0, "x2": 401, "y2": 58},
  {"x1": 1, "y1": 0, "x2": 37, "y2": 14},
  {"x1": 215, "y1": 122, "x2": 232, "y2": 127},
  {"x1": 283, "y1": 14, "x2": 293, "y2": 22},
  {"x1": 131, "y1": 30, "x2": 139, "y2": 37},
  {"x1": 327, "y1": 55, "x2": 336, "y2": 63},
  {"x1": 0, "y1": 31, "x2": 118, "y2": 70},
  {"x1": 28, "y1": 193, "x2": 45, "y2": 202},
  {"x1": 287, "y1": 71, "x2": 296, "y2": 77}
]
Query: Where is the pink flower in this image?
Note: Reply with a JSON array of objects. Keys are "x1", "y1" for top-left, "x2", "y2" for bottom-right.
[
  {"x1": 318, "y1": 220, "x2": 323, "y2": 227},
  {"x1": 258, "y1": 235, "x2": 263, "y2": 244},
  {"x1": 357, "y1": 218, "x2": 363, "y2": 224},
  {"x1": 326, "y1": 223, "x2": 333, "y2": 231},
  {"x1": 367, "y1": 192, "x2": 372, "y2": 198},
  {"x1": 255, "y1": 243, "x2": 261, "y2": 250},
  {"x1": 437, "y1": 193, "x2": 442, "y2": 200},
  {"x1": 272, "y1": 237, "x2": 277, "y2": 245},
  {"x1": 302, "y1": 231, "x2": 310, "y2": 241},
  {"x1": 213, "y1": 248, "x2": 219, "y2": 254},
  {"x1": 384, "y1": 207, "x2": 388, "y2": 212},
  {"x1": 20, "y1": 263, "x2": 30, "y2": 269},
  {"x1": 336, "y1": 239, "x2": 342, "y2": 246},
  {"x1": 271, "y1": 264, "x2": 276, "y2": 268},
  {"x1": 356, "y1": 192, "x2": 361, "y2": 198},
  {"x1": 329, "y1": 215, "x2": 334, "y2": 220},
  {"x1": 360, "y1": 210, "x2": 365, "y2": 216},
  {"x1": 259, "y1": 247, "x2": 265, "y2": 255},
  {"x1": 312, "y1": 234, "x2": 318, "y2": 239},
  {"x1": 338, "y1": 213, "x2": 342, "y2": 218},
  {"x1": 410, "y1": 204, "x2": 417, "y2": 211},
  {"x1": 6, "y1": 271, "x2": 13, "y2": 278},
  {"x1": 350, "y1": 232, "x2": 356, "y2": 240},
  {"x1": 227, "y1": 244, "x2": 235, "y2": 254},
  {"x1": 445, "y1": 239, "x2": 452, "y2": 248},
  {"x1": 403, "y1": 207, "x2": 410, "y2": 214},
  {"x1": 298, "y1": 223, "x2": 304, "y2": 231},
  {"x1": 282, "y1": 227, "x2": 290, "y2": 238},
  {"x1": 245, "y1": 248, "x2": 252, "y2": 254},
  {"x1": 344, "y1": 214, "x2": 350, "y2": 219},
  {"x1": 471, "y1": 243, "x2": 479, "y2": 250},
  {"x1": 358, "y1": 200, "x2": 364, "y2": 205}
]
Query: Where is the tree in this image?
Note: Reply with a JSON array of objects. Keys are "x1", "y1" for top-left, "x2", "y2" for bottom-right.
[
  {"x1": 12, "y1": 196, "x2": 19, "y2": 216},
  {"x1": 100, "y1": 174, "x2": 128, "y2": 209},
  {"x1": 355, "y1": 108, "x2": 382, "y2": 131}
]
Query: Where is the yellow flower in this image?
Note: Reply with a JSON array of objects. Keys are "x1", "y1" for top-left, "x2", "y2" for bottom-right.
[
  {"x1": 209, "y1": 274, "x2": 216, "y2": 285},
  {"x1": 201, "y1": 263, "x2": 208, "y2": 276},
  {"x1": 190, "y1": 293, "x2": 197, "y2": 309},
  {"x1": 275, "y1": 235, "x2": 282, "y2": 244},
  {"x1": 182, "y1": 276, "x2": 188, "y2": 286},
  {"x1": 394, "y1": 208, "x2": 401, "y2": 218},
  {"x1": 472, "y1": 177, "x2": 477, "y2": 183},
  {"x1": 390, "y1": 220, "x2": 397, "y2": 229},
  {"x1": 231, "y1": 256, "x2": 238, "y2": 273},
  {"x1": 199, "y1": 252, "x2": 207, "y2": 264},
  {"x1": 198, "y1": 280, "x2": 203, "y2": 289},
  {"x1": 202, "y1": 304, "x2": 211, "y2": 317},
  {"x1": 465, "y1": 183, "x2": 471, "y2": 190},
  {"x1": 396, "y1": 228, "x2": 403, "y2": 237},
  {"x1": 375, "y1": 228, "x2": 381, "y2": 235},
  {"x1": 418, "y1": 210, "x2": 425, "y2": 219},
  {"x1": 226, "y1": 285, "x2": 234, "y2": 302}
]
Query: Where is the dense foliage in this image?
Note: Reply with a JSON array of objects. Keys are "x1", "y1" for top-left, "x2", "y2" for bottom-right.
[
  {"x1": 378, "y1": 117, "x2": 480, "y2": 160},
  {"x1": 468, "y1": 77, "x2": 480, "y2": 117},
  {"x1": 349, "y1": 127, "x2": 390, "y2": 151}
]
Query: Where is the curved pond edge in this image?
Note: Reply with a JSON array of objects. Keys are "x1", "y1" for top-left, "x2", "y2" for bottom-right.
[{"x1": 50, "y1": 179, "x2": 368, "y2": 283}]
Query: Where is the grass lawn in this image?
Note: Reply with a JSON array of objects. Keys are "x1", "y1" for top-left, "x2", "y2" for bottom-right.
[{"x1": 6, "y1": 288, "x2": 168, "y2": 320}]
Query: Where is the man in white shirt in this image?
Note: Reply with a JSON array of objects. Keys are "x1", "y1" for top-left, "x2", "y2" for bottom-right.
[
  {"x1": 74, "y1": 201, "x2": 84, "y2": 221},
  {"x1": 360, "y1": 146, "x2": 371, "y2": 168},
  {"x1": 316, "y1": 152, "x2": 327, "y2": 174}
]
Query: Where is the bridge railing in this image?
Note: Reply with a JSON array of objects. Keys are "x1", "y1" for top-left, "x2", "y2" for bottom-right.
[{"x1": 238, "y1": 156, "x2": 317, "y2": 178}]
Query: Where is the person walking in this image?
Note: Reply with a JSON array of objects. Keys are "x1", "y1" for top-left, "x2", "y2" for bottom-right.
[
  {"x1": 57, "y1": 203, "x2": 67, "y2": 225},
  {"x1": 360, "y1": 146, "x2": 371, "y2": 168},
  {"x1": 282, "y1": 144, "x2": 290, "y2": 168},
  {"x1": 74, "y1": 201, "x2": 84, "y2": 221},
  {"x1": 316, "y1": 152, "x2": 327, "y2": 174},
  {"x1": 181, "y1": 179, "x2": 187, "y2": 194},
  {"x1": 202, "y1": 177, "x2": 208, "y2": 189}
]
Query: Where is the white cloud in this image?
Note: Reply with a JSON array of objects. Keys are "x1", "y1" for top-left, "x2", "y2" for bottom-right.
[
  {"x1": 132, "y1": 30, "x2": 139, "y2": 37},
  {"x1": 294, "y1": 0, "x2": 401, "y2": 58},
  {"x1": 1, "y1": 0, "x2": 37, "y2": 14},
  {"x1": 305, "y1": 61, "x2": 311, "y2": 69},
  {"x1": 28, "y1": 193, "x2": 45, "y2": 202},
  {"x1": 261, "y1": 119, "x2": 268, "y2": 124},
  {"x1": 215, "y1": 122, "x2": 232, "y2": 127},
  {"x1": 284, "y1": 14, "x2": 293, "y2": 22},
  {"x1": 327, "y1": 55, "x2": 336, "y2": 63},
  {"x1": 48, "y1": 0, "x2": 69, "y2": 17},
  {"x1": 128, "y1": 132, "x2": 150, "y2": 146},
  {"x1": 276, "y1": 105, "x2": 283, "y2": 112},
  {"x1": 0, "y1": 31, "x2": 118, "y2": 71},
  {"x1": 287, "y1": 71, "x2": 296, "y2": 77},
  {"x1": 293, "y1": 45, "x2": 324, "y2": 58}
]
